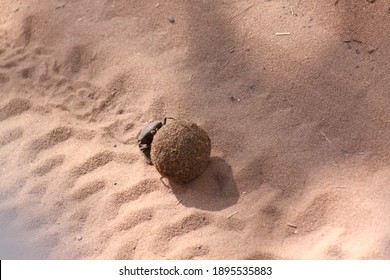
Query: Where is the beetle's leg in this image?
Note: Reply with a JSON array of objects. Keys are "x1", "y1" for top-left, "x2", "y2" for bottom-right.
[
  {"x1": 142, "y1": 153, "x2": 153, "y2": 165},
  {"x1": 138, "y1": 143, "x2": 153, "y2": 165},
  {"x1": 138, "y1": 143, "x2": 149, "y2": 151},
  {"x1": 163, "y1": 117, "x2": 176, "y2": 125},
  {"x1": 150, "y1": 128, "x2": 158, "y2": 135}
]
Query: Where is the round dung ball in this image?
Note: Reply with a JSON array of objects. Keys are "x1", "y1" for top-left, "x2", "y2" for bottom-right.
[{"x1": 151, "y1": 119, "x2": 211, "y2": 184}]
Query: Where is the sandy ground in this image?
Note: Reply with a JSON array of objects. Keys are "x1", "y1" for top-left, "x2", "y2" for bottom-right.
[{"x1": 0, "y1": 0, "x2": 389, "y2": 260}]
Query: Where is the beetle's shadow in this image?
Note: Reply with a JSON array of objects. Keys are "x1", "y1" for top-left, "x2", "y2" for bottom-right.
[{"x1": 163, "y1": 156, "x2": 239, "y2": 211}]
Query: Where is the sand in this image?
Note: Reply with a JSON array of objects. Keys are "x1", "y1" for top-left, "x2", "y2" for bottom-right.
[{"x1": 0, "y1": 0, "x2": 389, "y2": 260}]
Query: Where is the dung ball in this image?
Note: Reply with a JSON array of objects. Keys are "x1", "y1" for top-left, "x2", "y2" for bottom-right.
[{"x1": 151, "y1": 119, "x2": 211, "y2": 184}]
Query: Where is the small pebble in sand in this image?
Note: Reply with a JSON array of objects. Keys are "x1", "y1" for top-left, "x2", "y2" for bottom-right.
[
  {"x1": 167, "y1": 16, "x2": 175, "y2": 23},
  {"x1": 113, "y1": 144, "x2": 117, "y2": 148},
  {"x1": 76, "y1": 235, "x2": 82, "y2": 241},
  {"x1": 368, "y1": 47, "x2": 377, "y2": 54},
  {"x1": 55, "y1": 3, "x2": 66, "y2": 10}
]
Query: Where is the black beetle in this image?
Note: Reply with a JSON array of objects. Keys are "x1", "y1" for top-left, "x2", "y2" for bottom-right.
[{"x1": 138, "y1": 117, "x2": 175, "y2": 165}]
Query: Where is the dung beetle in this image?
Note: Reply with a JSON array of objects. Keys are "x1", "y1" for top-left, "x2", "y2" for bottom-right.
[{"x1": 138, "y1": 117, "x2": 175, "y2": 165}]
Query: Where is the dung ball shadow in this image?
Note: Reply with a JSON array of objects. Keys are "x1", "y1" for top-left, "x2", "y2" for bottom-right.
[{"x1": 162, "y1": 156, "x2": 239, "y2": 211}]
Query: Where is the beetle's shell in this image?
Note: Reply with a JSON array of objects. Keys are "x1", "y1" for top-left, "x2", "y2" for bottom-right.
[
  {"x1": 151, "y1": 119, "x2": 211, "y2": 184},
  {"x1": 138, "y1": 120, "x2": 163, "y2": 142}
]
